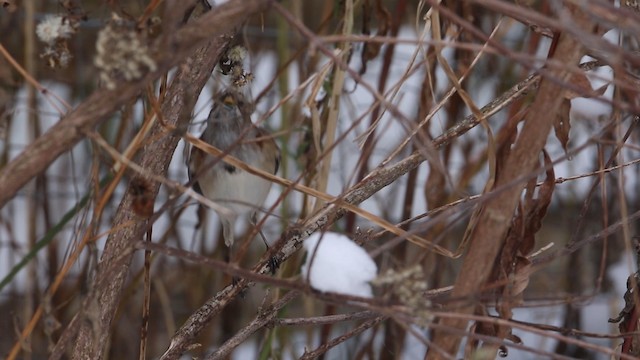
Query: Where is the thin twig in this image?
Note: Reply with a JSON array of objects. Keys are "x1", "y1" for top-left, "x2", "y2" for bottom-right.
[{"x1": 299, "y1": 316, "x2": 386, "y2": 360}]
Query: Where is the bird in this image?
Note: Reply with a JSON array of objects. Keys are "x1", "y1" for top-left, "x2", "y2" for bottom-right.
[{"x1": 188, "y1": 90, "x2": 280, "y2": 249}]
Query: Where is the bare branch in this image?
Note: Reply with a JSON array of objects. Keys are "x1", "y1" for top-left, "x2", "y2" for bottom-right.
[
  {"x1": 427, "y1": 5, "x2": 597, "y2": 359},
  {"x1": 43, "y1": 2, "x2": 276, "y2": 358},
  {"x1": 0, "y1": 0, "x2": 273, "y2": 209}
]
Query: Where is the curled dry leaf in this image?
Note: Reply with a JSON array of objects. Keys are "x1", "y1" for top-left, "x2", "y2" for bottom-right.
[
  {"x1": 510, "y1": 256, "x2": 532, "y2": 296},
  {"x1": 609, "y1": 272, "x2": 640, "y2": 356},
  {"x1": 563, "y1": 72, "x2": 606, "y2": 100},
  {"x1": 502, "y1": 150, "x2": 555, "y2": 300},
  {"x1": 609, "y1": 237, "x2": 640, "y2": 356},
  {"x1": 553, "y1": 99, "x2": 572, "y2": 155},
  {"x1": 555, "y1": 71, "x2": 608, "y2": 155},
  {"x1": 521, "y1": 150, "x2": 555, "y2": 255},
  {"x1": 359, "y1": 0, "x2": 390, "y2": 75},
  {"x1": 481, "y1": 150, "x2": 555, "y2": 351}
]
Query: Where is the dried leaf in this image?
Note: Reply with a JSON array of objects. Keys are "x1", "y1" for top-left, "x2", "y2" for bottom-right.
[
  {"x1": 564, "y1": 72, "x2": 593, "y2": 99},
  {"x1": 553, "y1": 99, "x2": 572, "y2": 154},
  {"x1": 359, "y1": 0, "x2": 373, "y2": 76},
  {"x1": 494, "y1": 107, "x2": 526, "y2": 179},
  {"x1": 610, "y1": 272, "x2": 640, "y2": 355},
  {"x1": 536, "y1": 150, "x2": 556, "y2": 209},
  {"x1": 593, "y1": 83, "x2": 609, "y2": 97},
  {"x1": 488, "y1": 149, "x2": 556, "y2": 338},
  {"x1": 510, "y1": 256, "x2": 532, "y2": 296},
  {"x1": 359, "y1": 0, "x2": 390, "y2": 75},
  {"x1": 610, "y1": 238, "x2": 640, "y2": 356},
  {"x1": 520, "y1": 150, "x2": 555, "y2": 254},
  {"x1": 564, "y1": 72, "x2": 608, "y2": 99},
  {"x1": 507, "y1": 333, "x2": 522, "y2": 345}
]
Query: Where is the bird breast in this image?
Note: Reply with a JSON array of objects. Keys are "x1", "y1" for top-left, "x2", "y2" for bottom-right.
[{"x1": 197, "y1": 143, "x2": 273, "y2": 216}]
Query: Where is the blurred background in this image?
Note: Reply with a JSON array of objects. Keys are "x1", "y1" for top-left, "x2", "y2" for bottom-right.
[{"x1": 1, "y1": 0, "x2": 639, "y2": 359}]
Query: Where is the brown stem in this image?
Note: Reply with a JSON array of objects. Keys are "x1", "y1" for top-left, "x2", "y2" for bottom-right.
[
  {"x1": 345, "y1": 0, "x2": 409, "y2": 232},
  {"x1": 426, "y1": 5, "x2": 596, "y2": 359},
  {"x1": 44, "y1": 2, "x2": 275, "y2": 355},
  {"x1": 157, "y1": 43, "x2": 553, "y2": 359},
  {"x1": 66, "y1": 45, "x2": 223, "y2": 359},
  {"x1": 0, "y1": 0, "x2": 273, "y2": 210}
]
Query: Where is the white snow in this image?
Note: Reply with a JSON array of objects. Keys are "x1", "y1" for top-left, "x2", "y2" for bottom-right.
[
  {"x1": 301, "y1": 232, "x2": 377, "y2": 298},
  {"x1": 206, "y1": 0, "x2": 230, "y2": 8}
]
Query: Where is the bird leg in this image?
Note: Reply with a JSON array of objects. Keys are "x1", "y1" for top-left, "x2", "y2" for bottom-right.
[
  {"x1": 250, "y1": 212, "x2": 269, "y2": 249},
  {"x1": 190, "y1": 204, "x2": 206, "y2": 246},
  {"x1": 250, "y1": 212, "x2": 280, "y2": 274}
]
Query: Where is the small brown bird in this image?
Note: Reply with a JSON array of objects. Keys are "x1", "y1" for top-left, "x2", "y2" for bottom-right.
[{"x1": 188, "y1": 90, "x2": 280, "y2": 248}]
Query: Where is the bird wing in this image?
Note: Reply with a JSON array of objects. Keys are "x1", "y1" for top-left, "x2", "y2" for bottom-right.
[
  {"x1": 255, "y1": 127, "x2": 281, "y2": 175},
  {"x1": 187, "y1": 135, "x2": 206, "y2": 195}
]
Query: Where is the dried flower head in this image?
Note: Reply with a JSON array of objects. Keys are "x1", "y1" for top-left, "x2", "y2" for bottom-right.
[
  {"x1": 230, "y1": 66, "x2": 254, "y2": 87},
  {"x1": 36, "y1": 15, "x2": 76, "y2": 45},
  {"x1": 218, "y1": 45, "x2": 253, "y2": 88},
  {"x1": 36, "y1": 14, "x2": 78, "y2": 69},
  {"x1": 227, "y1": 45, "x2": 247, "y2": 63},
  {"x1": 94, "y1": 13, "x2": 157, "y2": 89},
  {"x1": 41, "y1": 43, "x2": 72, "y2": 68},
  {"x1": 625, "y1": 0, "x2": 640, "y2": 12},
  {"x1": 373, "y1": 265, "x2": 432, "y2": 325}
]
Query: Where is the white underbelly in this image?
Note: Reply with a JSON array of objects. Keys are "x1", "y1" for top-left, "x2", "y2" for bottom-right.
[{"x1": 199, "y1": 168, "x2": 272, "y2": 216}]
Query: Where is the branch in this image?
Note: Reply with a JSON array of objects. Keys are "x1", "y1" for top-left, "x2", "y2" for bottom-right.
[
  {"x1": 0, "y1": 0, "x2": 273, "y2": 209},
  {"x1": 157, "y1": 30, "x2": 548, "y2": 360},
  {"x1": 426, "y1": 5, "x2": 596, "y2": 359},
  {"x1": 41, "y1": 2, "x2": 276, "y2": 359},
  {"x1": 204, "y1": 291, "x2": 300, "y2": 360},
  {"x1": 300, "y1": 316, "x2": 385, "y2": 359},
  {"x1": 67, "y1": 43, "x2": 221, "y2": 359}
]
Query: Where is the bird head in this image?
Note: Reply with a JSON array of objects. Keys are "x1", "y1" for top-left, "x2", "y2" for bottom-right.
[{"x1": 210, "y1": 90, "x2": 255, "y2": 122}]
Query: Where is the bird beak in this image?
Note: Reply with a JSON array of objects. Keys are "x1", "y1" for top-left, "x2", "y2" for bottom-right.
[{"x1": 222, "y1": 94, "x2": 235, "y2": 106}]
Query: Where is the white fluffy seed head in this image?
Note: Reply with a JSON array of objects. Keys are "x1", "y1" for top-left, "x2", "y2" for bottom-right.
[
  {"x1": 94, "y1": 16, "x2": 157, "y2": 89},
  {"x1": 36, "y1": 15, "x2": 75, "y2": 45},
  {"x1": 227, "y1": 45, "x2": 248, "y2": 63}
]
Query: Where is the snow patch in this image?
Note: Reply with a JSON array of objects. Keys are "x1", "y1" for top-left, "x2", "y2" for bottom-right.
[{"x1": 301, "y1": 232, "x2": 377, "y2": 298}]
